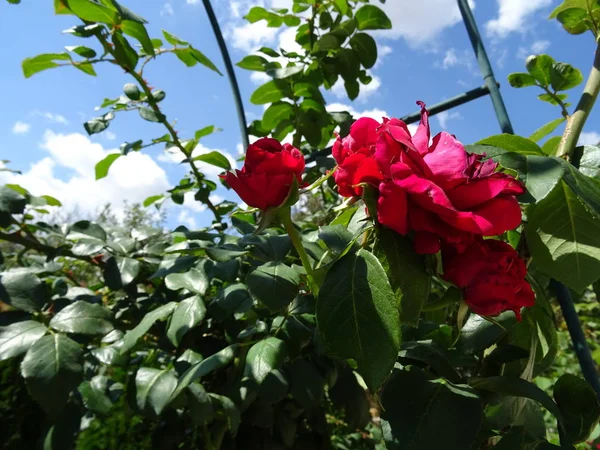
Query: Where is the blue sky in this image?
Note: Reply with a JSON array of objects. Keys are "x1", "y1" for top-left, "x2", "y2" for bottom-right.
[{"x1": 1, "y1": 0, "x2": 598, "y2": 229}]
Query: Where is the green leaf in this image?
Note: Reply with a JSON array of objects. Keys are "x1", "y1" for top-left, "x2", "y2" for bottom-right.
[
  {"x1": 251, "y1": 80, "x2": 286, "y2": 104},
  {"x1": 65, "y1": 45, "x2": 96, "y2": 58},
  {"x1": 557, "y1": 8, "x2": 590, "y2": 34},
  {"x1": 205, "y1": 246, "x2": 247, "y2": 262},
  {"x1": 0, "y1": 320, "x2": 47, "y2": 361},
  {"x1": 244, "y1": 337, "x2": 287, "y2": 385},
  {"x1": 74, "y1": 61, "x2": 97, "y2": 76},
  {"x1": 538, "y1": 93, "x2": 569, "y2": 105},
  {"x1": 112, "y1": 32, "x2": 138, "y2": 71},
  {"x1": 0, "y1": 185, "x2": 27, "y2": 216},
  {"x1": 21, "y1": 334, "x2": 83, "y2": 414},
  {"x1": 553, "y1": 374, "x2": 600, "y2": 444},
  {"x1": 0, "y1": 271, "x2": 48, "y2": 312},
  {"x1": 165, "y1": 268, "x2": 209, "y2": 295},
  {"x1": 139, "y1": 106, "x2": 163, "y2": 122},
  {"x1": 526, "y1": 179, "x2": 600, "y2": 292},
  {"x1": 167, "y1": 296, "x2": 206, "y2": 347},
  {"x1": 190, "y1": 47, "x2": 222, "y2": 75},
  {"x1": 526, "y1": 55, "x2": 556, "y2": 87},
  {"x1": 95, "y1": 153, "x2": 120, "y2": 180},
  {"x1": 529, "y1": 118, "x2": 566, "y2": 142},
  {"x1": 116, "y1": 256, "x2": 140, "y2": 285},
  {"x1": 122, "y1": 20, "x2": 154, "y2": 55},
  {"x1": 136, "y1": 368, "x2": 177, "y2": 415},
  {"x1": 66, "y1": 0, "x2": 118, "y2": 24},
  {"x1": 191, "y1": 151, "x2": 231, "y2": 170},
  {"x1": 195, "y1": 125, "x2": 221, "y2": 141},
  {"x1": 550, "y1": 62, "x2": 584, "y2": 91},
  {"x1": 170, "y1": 345, "x2": 238, "y2": 401},
  {"x1": 119, "y1": 303, "x2": 177, "y2": 353},
  {"x1": 143, "y1": 194, "x2": 164, "y2": 207},
  {"x1": 314, "y1": 34, "x2": 341, "y2": 52},
  {"x1": 350, "y1": 33, "x2": 377, "y2": 69},
  {"x1": 470, "y1": 376, "x2": 564, "y2": 427},
  {"x1": 549, "y1": 0, "x2": 589, "y2": 19},
  {"x1": 50, "y1": 301, "x2": 114, "y2": 335},
  {"x1": 68, "y1": 220, "x2": 107, "y2": 241},
  {"x1": 335, "y1": 48, "x2": 360, "y2": 81},
  {"x1": 476, "y1": 134, "x2": 545, "y2": 155},
  {"x1": 317, "y1": 249, "x2": 401, "y2": 391},
  {"x1": 374, "y1": 229, "x2": 431, "y2": 327},
  {"x1": 78, "y1": 378, "x2": 112, "y2": 415},
  {"x1": 457, "y1": 312, "x2": 517, "y2": 354},
  {"x1": 265, "y1": 65, "x2": 304, "y2": 79},
  {"x1": 22, "y1": 53, "x2": 70, "y2": 78},
  {"x1": 289, "y1": 358, "x2": 325, "y2": 409},
  {"x1": 543, "y1": 136, "x2": 562, "y2": 155},
  {"x1": 236, "y1": 55, "x2": 268, "y2": 71},
  {"x1": 579, "y1": 145, "x2": 600, "y2": 179},
  {"x1": 162, "y1": 30, "x2": 188, "y2": 45},
  {"x1": 355, "y1": 5, "x2": 392, "y2": 30},
  {"x1": 259, "y1": 46, "x2": 279, "y2": 57},
  {"x1": 246, "y1": 261, "x2": 300, "y2": 311},
  {"x1": 84, "y1": 117, "x2": 109, "y2": 135},
  {"x1": 508, "y1": 72, "x2": 538, "y2": 88},
  {"x1": 262, "y1": 102, "x2": 294, "y2": 129},
  {"x1": 381, "y1": 367, "x2": 484, "y2": 449}
]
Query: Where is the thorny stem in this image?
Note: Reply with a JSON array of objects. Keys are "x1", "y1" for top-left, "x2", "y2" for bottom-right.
[
  {"x1": 557, "y1": 43, "x2": 600, "y2": 160},
  {"x1": 95, "y1": 31, "x2": 222, "y2": 223},
  {"x1": 278, "y1": 207, "x2": 319, "y2": 295}
]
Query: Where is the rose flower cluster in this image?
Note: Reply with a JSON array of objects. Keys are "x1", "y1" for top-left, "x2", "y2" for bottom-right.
[{"x1": 332, "y1": 102, "x2": 534, "y2": 319}]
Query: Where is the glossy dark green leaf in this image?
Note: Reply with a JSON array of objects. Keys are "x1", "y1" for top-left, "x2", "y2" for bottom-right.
[
  {"x1": 250, "y1": 80, "x2": 287, "y2": 104},
  {"x1": 262, "y1": 102, "x2": 295, "y2": 130},
  {"x1": 526, "y1": 54, "x2": 556, "y2": 87},
  {"x1": 314, "y1": 34, "x2": 341, "y2": 52},
  {"x1": 170, "y1": 345, "x2": 238, "y2": 401},
  {"x1": 136, "y1": 367, "x2": 177, "y2": 415},
  {"x1": 217, "y1": 283, "x2": 253, "y2": 315},
  {"x1": 165, "y1": 268, "x2": 209, "y2": 294},
  {"x1": 22, "y1": 53, "x2": 70, "y2": 78},
  {"x1": 508, "y1": 72, "x2": 537, "y2": 88},
  {"x1": 78, "y1": 378, "x2": 112, "y2": 415},
  {"x1": 191, "y1": 151, "x2": 231, "y2": 170},
  {"x1": 65, "y1": 45, "x2": 96, "y2": 58},
  {"x1": 375, "y1": 229, "x2": 431, "y2": 327},
  {"x1": 21, "y1": 334, "x2": 83, "y2": 414},
  {"x1": 289, "y1": 358, "x2": 325, "y2": 409},
  {"x1": 0, "y1": 271, "x2": 48, "y2": 312},
  {"x1": 50, "y1": 300, "x2": 113, "y2": 335},
  {"x1": 246, "y1": 261, "x2": 300, "y2": 311},
  {"x1": 244, "y1": 337, "x2": 287, "y2": 385},
  {"x1": 187, "y1": 383, "x2": 214, "y2": 425},
  {"x1": 0, "y1": 320, "x2": 47, "y2": 361},
  {"x1": 554, "y1": 374, "x2": 600, "y2": 444},
  {"x1": 139, "y1": 106, "x2": 163, "y2": 122},
  {"x1": 457, "y1": 312, "x2": 517, "y2": 354},
  {"x1": 95, "y1": 153, "x2": 120, "y2": 180},
  {"x1": 84, "y1": 117, "x2": 109, "y2": 135},
  {"x1": 68, "y1": 220, "x2": 107, "y2": 241},
  {"x1": 112, "y1": 32, "x2": 138, "y2": 71},
  {"x1": 476, "y1": 134, "x2": 545, "y2": 156},
  {"x1": 121, "y1": 20, "x2": 154, "y2": 55},
  {"x1": 579, "y1": 145, "x2": 600, "y2": 179},
  {"x1": 119, "y1": 302, "x2": 177, "y2": 353},
  {"x1": 550, "y1": 62, "x2": 584, "y2": 91},
  {"x1": 236, "y1": 55, "x2": 268, "y2": 71},
  {"x1": 317, "y1": 249, "x2": 401, "y2": 391},
  {"x1": 0, "y1": 185, "x2": 27, "y2": 217},
  {"x1": 355, "y1": 5, "x2": 392, "y2": 30},
  {"x1": 350, "y1": 33, "x2": 377, "y2": 69},
  {"x1": 381, "y1": 367, "x2": 484, "y2": 450},
  {"x1": 167, "y1": 295, "x2": 206, "y2": 347}
]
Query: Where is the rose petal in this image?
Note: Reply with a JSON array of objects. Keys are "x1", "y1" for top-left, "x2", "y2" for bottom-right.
[
  {"x1": 413, "y1": 231, "x2": 441, "y2": 254},
  {"x1": 423, "y1": 132, "x2": 469, "y2": 189},
  {"x1": 350, "y1": 117, "x2": 380, "y2": 147},
  {"x1": 447, "y1": 174, "x2": 525, "y2": 210},
  {"x1": 411, "y1": 101, "x2": 430, "y2": 155},
  {"x1": 378, "y1": 180, "x2": 408, "y2": 235}
]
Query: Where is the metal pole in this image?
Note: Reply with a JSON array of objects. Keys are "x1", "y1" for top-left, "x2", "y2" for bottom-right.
[
  {"x1": 202, "y1": 0, "x2": 250, "y2": 150},
  {"x1": 457, "y1": 0, "x2": 514, "y2": 134}
]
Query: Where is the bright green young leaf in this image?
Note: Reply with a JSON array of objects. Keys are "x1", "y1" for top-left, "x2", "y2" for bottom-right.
[
  {"x1": 381, "y1": 367, "x2": 484, "y2": 450},
  {"x1": 195, "y1": 125, "x2": 221, "y2": 141},
  {"x1": 165, "y1": 268, "x2": 209, "y2": 295},
  {"x1": 526, "y1": 54, "x2": 556, "y2": 87},
  {"x1": 538, "y1": 93, "x2": 569, "y2": 106},
  {"x1": 549, "y1": 0, "x2": 589, "y2": 18},
  {"x1": 262, "y1": 102, "x2": 294, "y2": 129},
  {"x1": 22, "y1": 53, "x2": 70, "y2": 78},
  {"x1": 550, "y1": 62, "x2": 584, "y2": 91},
  {"x1": 553, "y1": 374, "x2": 600, "y2": 444},
  {"x1": 74, "y1": 62, "x2": 96, "y2": 76},
  {"x1": 557, "y1": 7, "x2": 590, "y2": 34},
  {"x1": 317, "y1": 249, "x2": 401, "y2": 391},
  {"x1": 66, "y1": 0, "x2": 118, "y2": 24},
  {"x1": 246, "y1": 261, "x2": 300, "y2": 311},
  {"x1": 50, "y1": 301, "x2": 114, "y2": 335},
  {"x1": 136, "y1": 368, "x2": 177, "y2": 415},
  {"x1": 162, "y1": 29, "x2": 188, "y2": 45},
  {"x1": 143, "y1": 194, "x2": 164, "y2": 207},
  {"x1": 95, "y1": 153, "x2": 121, "y2": 180},
  {"x1": 526, "y1": 179, "x2": 600, "y2": 292},
  {"x1": 542, "y1": 135, "x2": 562, "y2": 155},
  {"x1": 170, "y1": 345, "x2": 238, "y2": 401},
  {"x1": 190, "y1": 47, "x2": 222, "y2": 75},
  {"x1": 0, "y1": 271, "x2": 48, "y2": 312},
  {"x1": 121, "y1": 20, "x2": 154, "y2": 55},
  {"x1": 476, "y1": 134, "x2": 545, "y2": 155},
  {"x1": 236, "y1": 55, "x2": 268, "y2": 71},
  {"x1": 191, "y1": 151, "x2": 231, "y2": 170},
  {"x1": 374, "y1": 229, "x2": 431, "y2": 327},
  {"x1": 21, "y1": 334, "x2": 83, "y2": 414},
  {"x1": 244, "y1": 337, "x2": 287, "y2": 385},
  {"x1": 250, "y1": 80, "x2": 287, "y2": 104},
  {"x1": 0, "y1": 320, "x2": 47, "y2": 361},
  {"x1": 119, "y1": 303, "x2": 177, "y2": 354},
  {"x1": 167, "y1": 296, "x2": 206, "y2": 347},
  {"x1": 354, "y1": 5, "x2": 392, "y2": 30},
  {"x1": 508, "y1": 72, "x2": 537, "y2": 88},
  {"x1": 350, "y1": 33, "x2": 377, "y2": 69},
  {"x1": 529, "y1": 118, "x2": 566, "y2": 142}
]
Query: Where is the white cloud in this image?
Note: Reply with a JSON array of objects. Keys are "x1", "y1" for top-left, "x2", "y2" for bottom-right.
[
  {"x1": 158, "y1": 143, "x2": 238, "y2": 180},
  {"x1": 178, "y1": 209, "x2": 197, "y2": 229},
  {"x1": 161, "y1": 3, "x2": 174, "y2": 16},
  {"x1": 230, "y1": 22, "x2": 279, "y2": 53},
  {"x1": 437, "y1": 48, "x2": 475, "y2": 72},
  {"x1": 186, "y1": 0, "x2": 199, "y2": 3},
  {"x1": 34, "y1": 111, "x2": 69, "y2": 125},
  {"x1": 436, "y1": 111, "x2": 462, "y2": 130},
  {"x1": 104, "y1": 131, "x2": 116, "y2": 141},
  {"x1": 326, "y1": 103, "x2": 388, "y2": 122},
  {"x1": 375, "y1": 0, "x2": 475, "y2": 45},
  {"x1": 250, "y1": 71, "x2": 271, "y2": 85},
  {"x1": 578, "y1": 131, "x2": 600, "y2": 146},
  {"x1": 486, "y1": 0, "x2": 551, "y2": 38},
  {"x1": 331, "y1": 75, "x2": 382, "y2": 103},
  {"x1": 12, "y1": 121, "x2": 30, "y2": 135},
  {"x1": 0, "y1": 131, "x2": 170, "y2": 217},
  {"x1": 517, "y1": 39, "x2": 551, "y2": 59}
]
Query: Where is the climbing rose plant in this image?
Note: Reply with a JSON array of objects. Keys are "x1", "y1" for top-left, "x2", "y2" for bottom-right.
[{"x1": 1, "y1": 0, "x2": 600, "y2": 449}]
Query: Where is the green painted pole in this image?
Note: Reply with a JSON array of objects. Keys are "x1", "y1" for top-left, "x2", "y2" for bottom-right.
[{"x1": 457, "y1": 0, "x2": 514, "y2": 134}]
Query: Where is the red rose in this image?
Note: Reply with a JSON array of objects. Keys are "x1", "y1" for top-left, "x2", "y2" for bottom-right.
[
  {"x1": 332, "y1": 117, "x2": 384, "y2": 197},
  {"x1": 442, "y1": 238, "x2": 535, "y2": 319},
  {"x1": 375, "y1": 102, "x2": 525, "y2": 254},
  {"x1": 223, "y1": 138, "x2": 305, "y2": 210}
]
